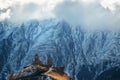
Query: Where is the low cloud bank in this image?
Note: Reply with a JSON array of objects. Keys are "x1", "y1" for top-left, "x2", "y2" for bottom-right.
[{"x1": 0, "y1": 0, "x2": 120, "y2": 30}]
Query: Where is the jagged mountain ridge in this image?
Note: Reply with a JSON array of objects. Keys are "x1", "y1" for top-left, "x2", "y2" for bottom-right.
[{"x1": 0, "y1": 19, "x2": 120, "y2": 80}]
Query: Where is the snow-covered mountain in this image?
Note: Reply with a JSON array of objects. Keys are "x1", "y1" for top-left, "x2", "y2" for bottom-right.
[{"x1": 0, "y1": 19, "x2": 120, "y2": 80}]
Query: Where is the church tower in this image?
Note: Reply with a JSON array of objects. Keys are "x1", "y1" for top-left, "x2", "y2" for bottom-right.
[{"x1": 32, "y1": 54, "x2": 42, "y2": 65}]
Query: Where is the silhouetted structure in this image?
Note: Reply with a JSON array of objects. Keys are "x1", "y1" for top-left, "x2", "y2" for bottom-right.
[
  {"x1": 32, "y1": 54, "x2": 42, "y2": 65},
  {"x1": 47, "y1": 55, "x2": 52, "y2": 67},
  {"x1": 6, "y1": 54, "x2": 72, "y2": 80}
]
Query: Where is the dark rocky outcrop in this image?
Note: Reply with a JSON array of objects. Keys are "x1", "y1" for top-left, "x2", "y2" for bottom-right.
[{"x1": 6, "y1": 54, "x2": 72, "y2": 80}]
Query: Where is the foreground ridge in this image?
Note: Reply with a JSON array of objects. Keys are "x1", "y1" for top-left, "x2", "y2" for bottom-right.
[{"x1": 6, "y1": 54, "x2": 72, "y2": 80}]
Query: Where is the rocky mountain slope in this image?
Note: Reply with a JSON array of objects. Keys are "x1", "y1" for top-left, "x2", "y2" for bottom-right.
[{"x1": 0, "y1": 19, "x2": 120, "y2": 80}]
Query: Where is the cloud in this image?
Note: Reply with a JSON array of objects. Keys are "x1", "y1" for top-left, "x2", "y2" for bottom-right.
[
  {"x1": 53, "y1": 0, "x2": 120, "y2": 30},
  {"x1": 0, "y1": 9, "x2": 11, "y2": 21},
  {"x1": 101, "y1": 0, "x2": 120, "y2": 12},
  {"x1": 0, "y1": 0, "x2": 63, "y2": 22},
  {"x1": 0, "y1": 0, "x2": 120, "y2": 30},
  {"x1": 0, "y1": 0, "x2": 12, "y2": 21}
]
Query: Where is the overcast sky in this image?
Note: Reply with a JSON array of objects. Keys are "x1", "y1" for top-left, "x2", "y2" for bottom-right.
[{"x1": 0, "y1": 0, "x2": 120, "y2": 30}]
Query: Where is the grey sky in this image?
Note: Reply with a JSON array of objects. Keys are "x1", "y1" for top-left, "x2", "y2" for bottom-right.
[{"x1": 0, "y1": 0, "x2": 120, "y2": 30}]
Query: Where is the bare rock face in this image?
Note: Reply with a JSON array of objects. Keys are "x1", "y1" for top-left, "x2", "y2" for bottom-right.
[
  {"x1": 1, "y1": 20, "x2": 120, "y2": 80},
  {"x1": 44, "y1": 67, "x2": 72, "y2": 80},
  {"x1": 6, "y1": 54, "x2": 72, "y2": 80}
]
